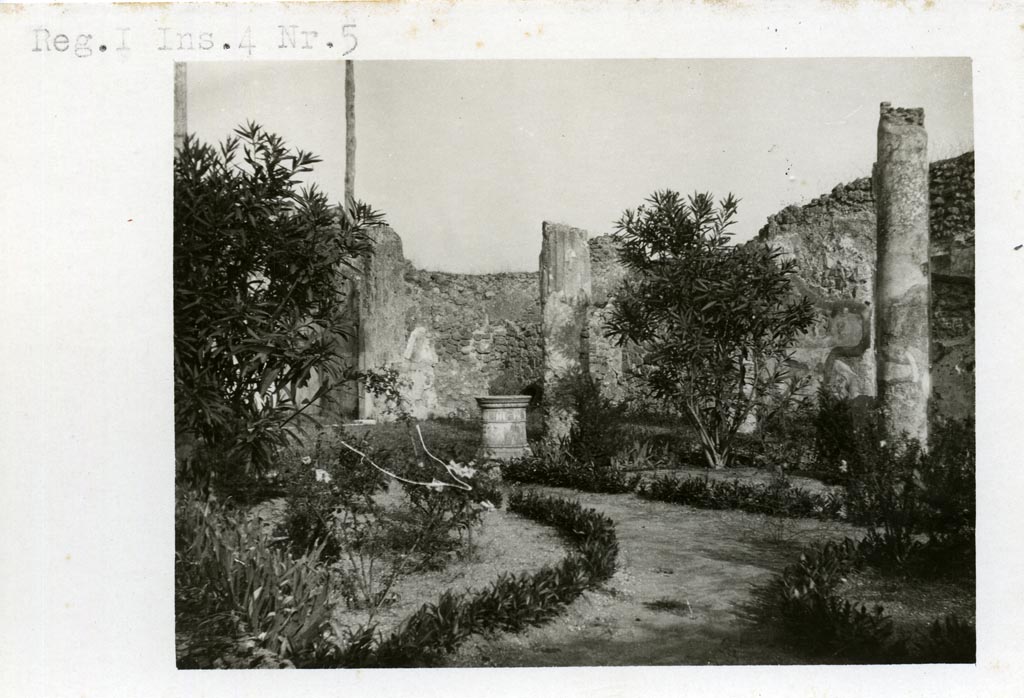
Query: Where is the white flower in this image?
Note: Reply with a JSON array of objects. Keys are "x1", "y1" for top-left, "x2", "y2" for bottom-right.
[
  {"x1": 314, "y1": 468, "x2": 332, "y2": 483},
  {"x1": 879, "y1": 440, "x2": 887, "y2": 448},
  {"x1": 301, "y1": 456, "x2": 312, "y2": 466},
  {"x1": 839, "y1": 459, "x2": 848, "y2": 474},
  {"x1": 448, "y1": 460, "x2": 476, "y2": 479}
]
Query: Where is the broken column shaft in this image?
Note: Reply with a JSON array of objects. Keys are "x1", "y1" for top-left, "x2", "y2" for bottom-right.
[
  {"x1": 540, "y1": 222, "x2": 592, "y2": 442},
  {"x1": 873, "y1": 102, "x2": 931, "y2": 445},
  {"x1": 174, "y1": 63, "x2": 187, "y2": 153}
]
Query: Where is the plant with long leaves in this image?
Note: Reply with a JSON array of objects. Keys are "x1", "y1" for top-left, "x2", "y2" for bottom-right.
[
  {"x1": 174, "y1": 122, "x2": 384, "y2": 484},
  {"x1": 605, "y1": 190, "x2": 816, "y2": 469}
]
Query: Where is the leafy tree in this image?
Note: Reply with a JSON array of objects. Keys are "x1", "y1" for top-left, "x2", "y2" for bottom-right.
[
  {"x1": 174, "y1": 122, "x2": 384, "y2": 484},
  {"x1": 605, "y1": 190, "x2": 816, "y2": 469}
]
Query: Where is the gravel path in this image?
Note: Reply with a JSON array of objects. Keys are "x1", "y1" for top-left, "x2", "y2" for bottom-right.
[{"x1": 448, "y1": 486, "x2": 860, "y2": 667}]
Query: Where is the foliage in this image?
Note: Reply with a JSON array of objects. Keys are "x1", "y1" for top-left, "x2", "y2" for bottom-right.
[
  {"x1": 811, "y1": 385, "x2": 863, "y2": 485},
  {"x1": 321, "y1": 491, "x2": 619, "y2": 667},
  {"x1": 748, "y1": 538, "x2": 897, "y2": 662},
  {"x1": 502, "y1": 439, "x2": 641, "y2": 494},
  {"x1": 637, "y1": 474, "x2": 845, "y2": 521},
  {"x1": 752, "y1": 392, "x2": 817, "y2": 472},
  {"x1": 611, "y1": 439, "x2": 664, "y2": 471},
  {"x1": 175, "y1": 493, "x2": 336, "y2": 666},
  {"x1": 487, "y1": 371, "x2": 528, "y2": 396},
  {"x1": 605, "y1": 190, "x2": 816, "y2": 469},
  {"x1": 914, "y1": 614, "x2": 976, "y2": 663},
  {"x1": 504, "y1": 371, "x2": 641, "y2": 492},
  {"x1": 544, "y1": 369, "x2": 628, "y2": 466},
  {"x1": 284, "y1": 427, "x2": 497, "y2": 614},
  {"x1": 174, "y1": 122, "x2": 384, "y2": 485},
  {"x1": 356, "y1": 365, "x2": 410, "y2": 418},
  {"x1": 748, "y1": 535, "x2": 975, "y2": 663},
  {"x1": 813, "y1": 389, "x2": 976, "y2": 571},
  {"x1": 283, "y1": 433, "x2": 387, "y2": 563},
  {"x1": 917, "y1": 417, "x2": 976, "y2": 555}
]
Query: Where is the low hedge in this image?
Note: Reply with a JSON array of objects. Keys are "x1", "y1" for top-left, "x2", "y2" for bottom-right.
[
  {"x1": 319, "y1": 490, "x2": 619, "y2": 668},
  {"x1": 502, "y1": 454, "x2": 640, "y2": 494},
  {"x1": 748, "y1": 535, "x2": 975, "y2": 663},
  {"x1": 637, "y1": 474, "x2": 846, "y2": 521}
]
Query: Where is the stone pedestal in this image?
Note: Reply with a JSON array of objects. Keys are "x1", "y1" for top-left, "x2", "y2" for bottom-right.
[
  {"x1": 539, "y1": 222, "x2": 592, "y2": 441},
  {"x1": 475, "y1": 395, "x2": 534, "y2": 462},
  {"x1": 873, "y1": 102, "x2": 931, "y2": 445}
]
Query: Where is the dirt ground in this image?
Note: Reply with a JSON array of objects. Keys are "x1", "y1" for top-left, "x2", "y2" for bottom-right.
[
  {"x1": 447, "y1": 486, "x2": 862, "y2": 666},
  {"x1": 248, "y1": 474, "x2": 971, "y2": 666}
]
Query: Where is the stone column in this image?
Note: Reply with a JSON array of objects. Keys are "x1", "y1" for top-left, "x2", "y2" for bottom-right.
[
  {"x1": 357, "y1": 226, "x2": 409, "y2": 420},
  {"x1": 873, "y1": 102, "x2": 931, "y2": 445},
  {"x1": 539, "y1": 222, "x2": 592, "y2": 441},
  {"x1": 174, "y1": 63, "x2": 187, "y2": 153}
]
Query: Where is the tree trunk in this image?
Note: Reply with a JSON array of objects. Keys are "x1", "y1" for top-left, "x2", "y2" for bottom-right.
[{"x1": 344, "y1": 60, "x2": 356, "y2": 208}]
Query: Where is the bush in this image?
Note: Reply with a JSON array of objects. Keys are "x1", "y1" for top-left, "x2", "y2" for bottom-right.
[
  {"x1": 283, "y1": 433, "x2": 388, "y2": 563},
  {"x1": 175, "y1": 493, "x2": 336, "y2": 666},
  {"x1": 605, "y1": 190, "x2": 817, "y2": 469},
  {"x1": 637, "y1": 474, "x2": 845, "y2": 521},
  {"x1": 284, "y1": 427, "x2": 499, "y2": 613},
  {"x1": 752, "y1": 394, "x2": 817, "y2": 472},
  {"x1": 502, "y1": 439, "x2": 641, "y2": 494},
  {"x1": 174, "y1": 123, "x2": 383, "y2": 485},
  {"x1": 913, "y1": 614, "x2": 976, "y2": 663},
  {"x1": 322, "y1": 491, "x2": 619, "y2": 667},
  {"x1": 918, "y1": 417, "x2": 976, "y2": 554},
  {"x1": 748, "y1": 534, "x2": 975, "y2": 663},
  {"x1": 545, "y1": 370, "x2": 628, "y2": 467},
  {"x1": 813, "y1": 390, "x2": 976, "y2": 571}
]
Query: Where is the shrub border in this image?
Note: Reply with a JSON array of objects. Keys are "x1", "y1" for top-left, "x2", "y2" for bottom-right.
[
  {"x1": 636, "y1": 474, "x2": 845, "y2": 521},
  {"x1": 748, "y1": 536, "x2": 976, "y2": 663},
  {"x1": 318, "y1": 489, "x2": 619, "y2": 668}
]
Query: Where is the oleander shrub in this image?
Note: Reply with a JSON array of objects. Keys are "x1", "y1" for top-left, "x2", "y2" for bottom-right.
[
  {"x1": 174, "y1": 123, "x2": 384, "y2": 486},
  {"x1": 604, "y1": 190, "x2": 817, "y2": 469}
]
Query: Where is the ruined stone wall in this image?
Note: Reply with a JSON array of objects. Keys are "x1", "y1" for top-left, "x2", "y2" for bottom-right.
[
  {"x1": 346, "y1": 151, "x2": 972, "y2": 424},
  {"x1": 757, "y1": 151, "x2": 975, "y2": 421},
  {"x1": 402, "y1": 269, "x2": 543, "y2": 418},
  {"x1": 351, "y1": 233, "x2": 630, "y2": 420}
]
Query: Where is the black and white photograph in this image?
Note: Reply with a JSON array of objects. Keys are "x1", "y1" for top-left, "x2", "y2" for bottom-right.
[
  {"x1": 2, "y1": 2, "x2": 1022, "y2": 696},
  {"x1": 173, "y1": 57, "x2": 976, "y2": 669}
]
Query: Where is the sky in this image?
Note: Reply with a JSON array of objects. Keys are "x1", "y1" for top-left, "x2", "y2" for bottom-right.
[{"x1": 187, "y1": 58, "x2": 973, "y2": 273}]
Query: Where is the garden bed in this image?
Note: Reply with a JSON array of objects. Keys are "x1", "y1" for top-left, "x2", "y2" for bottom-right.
[{"x1": 329, "y1": 488, "x2": 568, "y2": 638}]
